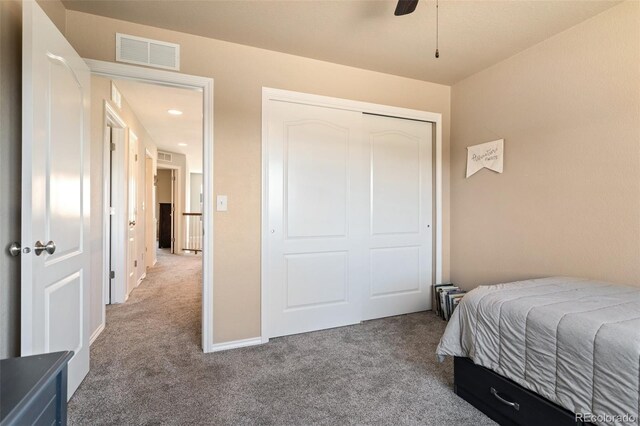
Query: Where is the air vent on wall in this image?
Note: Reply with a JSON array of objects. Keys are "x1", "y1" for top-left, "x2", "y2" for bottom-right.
[
  {"x1": 158, "y1": 151, "x2": 173, "y2": 162},
  {"x1": 116, "y1": 33, "x2": 180, "y2": 71}
]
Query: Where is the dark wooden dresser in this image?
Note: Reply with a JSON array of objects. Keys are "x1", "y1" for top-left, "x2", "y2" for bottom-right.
[{"x1": 1, "y1": 351, "x2": 73, "y2": 426}]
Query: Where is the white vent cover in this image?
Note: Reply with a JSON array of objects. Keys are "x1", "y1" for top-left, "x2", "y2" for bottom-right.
[
  {"x1": 157, "y1": 151, "x2": 173, "y2": 162},
  {"x1": 116, "y1": 33, "x2": 180, "y2": 71}
]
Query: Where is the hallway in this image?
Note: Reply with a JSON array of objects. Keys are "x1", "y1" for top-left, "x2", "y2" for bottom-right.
[{"x1": 68, "y1": 250, "x2": 202, "y2": 424}]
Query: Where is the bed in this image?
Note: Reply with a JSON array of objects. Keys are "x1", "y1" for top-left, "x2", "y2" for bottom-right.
[{"x1": 436, "y1": 277, "x2": 640, "y2": 426}]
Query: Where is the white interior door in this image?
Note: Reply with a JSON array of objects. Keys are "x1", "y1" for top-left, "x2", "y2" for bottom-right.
[
  {"x1": 267, "y1": 101, "x2": 367, "y2": 338},
  {"x1": 109, "y1": 126, "x2": 127, "y2": 304},
  {"x1": 21, "y1": 0, "x2": 91, "y2": 398},
  {"x1": 362, "y1": 114, "x2": 433, "y2": 320},
  {"x1": 127, "y1": 130, "x2": 138, "y2": 296}
]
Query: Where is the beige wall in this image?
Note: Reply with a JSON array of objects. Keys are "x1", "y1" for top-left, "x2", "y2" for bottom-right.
[
  {"x1": 0, "y1": 0, "x2": 23, "y2": 359},
  {"x1": 89, "y1": 76, "x2": 159, "y2": 337},
  {"x1": 64, "y1": 10, "x2": 452, "y2": 343},
  {"x1": 157, "y1": 169, "x2": 172, "y2": 211},
  {"x1": 450, "y1": 1, "x2": 640, "y2": 290},
  {"x1": 190, "y1": 173, "x2": 203, "y2": 213},
  {"x1": 36, "y1": 0, "x2": 65, "y2": 33}
]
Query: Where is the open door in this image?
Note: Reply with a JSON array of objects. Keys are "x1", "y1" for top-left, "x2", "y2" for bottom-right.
[
  {"x1": 21, "y1": 0, "x2": 91, "y2": 398},
  {"x1": 127, "y1": 130, "x2": 138, "y2": 296}
]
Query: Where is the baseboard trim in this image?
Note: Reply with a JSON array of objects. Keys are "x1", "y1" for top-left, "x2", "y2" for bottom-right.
[
  {"x1": 90, "y1": 322, "x2": 105, "y2": 346},
  {"x1": 209, "y1": 337, "x2": 263, "y2": 352},
  {"x1": 136, "y1": 272, "x2": 146, "y2": 287}
]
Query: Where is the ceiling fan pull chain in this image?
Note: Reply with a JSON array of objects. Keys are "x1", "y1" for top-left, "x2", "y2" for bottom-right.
[{"x1": 435, "y1": 0, "x2": 440, "y2": 58}]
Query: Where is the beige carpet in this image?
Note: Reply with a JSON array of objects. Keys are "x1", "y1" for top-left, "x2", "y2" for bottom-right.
[{"x1": 68, "y1": 250, "x2": 494, "y2": 425}]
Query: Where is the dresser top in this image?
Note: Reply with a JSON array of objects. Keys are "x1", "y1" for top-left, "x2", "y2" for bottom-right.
[{"x1": 1, "y1": 351, "x2": 73, "y2": 422}]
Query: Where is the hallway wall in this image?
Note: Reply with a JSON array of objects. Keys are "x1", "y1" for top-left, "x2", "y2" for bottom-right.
[
  {"x1": 189, "y1": 173, "x2": 203, "y2": 213},
  {"x1": 89, "y1": 76, "x2": 159, "y2": 338}
]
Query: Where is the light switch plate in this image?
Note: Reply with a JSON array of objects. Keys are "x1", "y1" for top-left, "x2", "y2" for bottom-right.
[{"x1": 216, "y1": 195, "x2": 228, "y2": 212}]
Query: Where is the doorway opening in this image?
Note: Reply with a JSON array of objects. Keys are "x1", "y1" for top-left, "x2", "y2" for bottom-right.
[
  {"x1": 156, "y1": 168, "x2": 176, "y2": 253},
  {"x1": 95, "y1": 66, "x2": 210, "y2": 350}
]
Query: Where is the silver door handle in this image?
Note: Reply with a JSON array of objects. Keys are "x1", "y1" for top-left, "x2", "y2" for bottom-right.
[
  {"x1": 34, "y1": 240, "x2": 56, "y2": 256},
  {"x1": 9, "y1": 242, "x2": 21, "y2": 257},
  {"x1": 490, "y1": 387, "x2": 520, "y2": 411}
]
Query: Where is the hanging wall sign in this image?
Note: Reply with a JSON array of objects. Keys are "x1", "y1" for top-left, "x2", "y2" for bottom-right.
[{"x1": 466, "y1": 139, "x2": 504, "y2": 178}]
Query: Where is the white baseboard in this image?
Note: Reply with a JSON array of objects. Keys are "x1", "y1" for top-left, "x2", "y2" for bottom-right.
[
  {"x1": 136, "y1": 272, "x2": 146, "y2": 287},
  {"x1": 209, "y1": 337, "x2": 263, "y2": 352},
  {"x1": 90, "y1": 322, "x2": 105, "y2": 345}
]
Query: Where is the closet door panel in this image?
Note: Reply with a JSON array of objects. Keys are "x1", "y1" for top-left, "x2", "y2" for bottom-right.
[
  {"x1": 363, "y1": 115, "x2": 433, "y2": 320},
  {"x1": 266, "y1": 101, "x2": 365, "y2": 338}
]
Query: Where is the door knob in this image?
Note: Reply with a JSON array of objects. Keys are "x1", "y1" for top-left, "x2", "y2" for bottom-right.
[
  {"x1": 9, "y1": 242, "x2": 21, "y2": 257},
  {"x1": 34, "y1": 240, "x2": 56, "y2": 256}
]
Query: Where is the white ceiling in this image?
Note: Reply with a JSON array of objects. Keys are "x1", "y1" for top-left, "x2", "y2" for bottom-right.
[
  {"x1": 114, "y1": 79, "x2": 203, "y2": 172},
  {"x1": 63, "y1": 0, "x2": 619, "y2": 84}
]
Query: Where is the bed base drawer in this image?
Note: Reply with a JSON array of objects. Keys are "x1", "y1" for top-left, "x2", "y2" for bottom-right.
[{"x1": 454, "y1": 357, "x2": 590, "y2": 426}]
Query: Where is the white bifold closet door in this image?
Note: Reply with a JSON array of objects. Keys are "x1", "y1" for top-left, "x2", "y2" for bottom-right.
[{"x1": 266, "y1": 100, "x2": 432, "y2": 338}]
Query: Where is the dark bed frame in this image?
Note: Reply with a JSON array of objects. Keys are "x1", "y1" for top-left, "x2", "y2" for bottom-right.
[{"x1": 454, "y1": 357, "x2": 594, "y2": 426}]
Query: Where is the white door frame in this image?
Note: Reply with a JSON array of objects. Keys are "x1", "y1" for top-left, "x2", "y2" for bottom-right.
[
  {"x1": 157, "y1": 164, "x2": 182, "y2": 254},
  {"x1": 101, "y1": 101, "x2": 127, "y2": 318},
  {"x1": 86, "y1": 59, "x2": 214, "y2": 352},
  {"x1": 144, "y1": 149, "x2": 155, "y2": 270},
  {"x1": 126, "y1": 129, "x2": 139, "y2": 297},
  {"x1": 261, "y1": 87, "x2": 443, "y2": 343}
]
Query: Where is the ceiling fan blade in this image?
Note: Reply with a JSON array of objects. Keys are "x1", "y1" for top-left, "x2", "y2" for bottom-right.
[{"x1": 394, "y1": 0, "x2": 419, "y2": 16}]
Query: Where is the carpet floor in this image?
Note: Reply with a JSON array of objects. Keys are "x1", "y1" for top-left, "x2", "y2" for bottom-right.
[{"x1": 68, "y1": 250, "x2": 495, "y2": 425}]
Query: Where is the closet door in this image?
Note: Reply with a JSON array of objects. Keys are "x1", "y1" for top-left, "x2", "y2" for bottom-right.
[
  {"x1": 362, "y1": 114, "x2": 433, "y2": 320},
  {"x1": 266, "y1": 101, "x2": 366, "y2": 338}
]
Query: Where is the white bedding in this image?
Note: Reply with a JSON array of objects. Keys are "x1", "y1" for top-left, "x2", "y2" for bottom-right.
[{"x1": 436, "y1": 277, "x2": 640, "y2": 426}]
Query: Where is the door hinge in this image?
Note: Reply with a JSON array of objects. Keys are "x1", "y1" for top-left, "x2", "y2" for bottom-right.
[
  {"x1": 110, "y1": 271, "x2": 115, "y2": 279},
  {"x1": 110, "y1": 142, "x2": 116, "y2": 151},
  {"x1": 135, "y1": 154, "x2": 138, "y2": 161},
  {"x1": 134, "y1": 260, "x2": 137, "y2": 267}
]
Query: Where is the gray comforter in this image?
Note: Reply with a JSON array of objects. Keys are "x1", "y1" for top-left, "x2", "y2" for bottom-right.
[{"x1": 436, "y1": 277, "x2": 640, "y2": 426}]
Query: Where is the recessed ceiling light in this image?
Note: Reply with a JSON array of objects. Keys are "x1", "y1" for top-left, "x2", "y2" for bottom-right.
[
  {"x1": 168, "y1": 109, "x2": 183, "y2": 116},
  {"x1": 178, "y1": 143, "x2": 188, "y2": 146}
]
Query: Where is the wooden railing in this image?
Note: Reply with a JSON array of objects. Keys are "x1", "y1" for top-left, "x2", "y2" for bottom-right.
[{"x1": 183, "y1": 212, "x2": 202, "y2": 254}]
